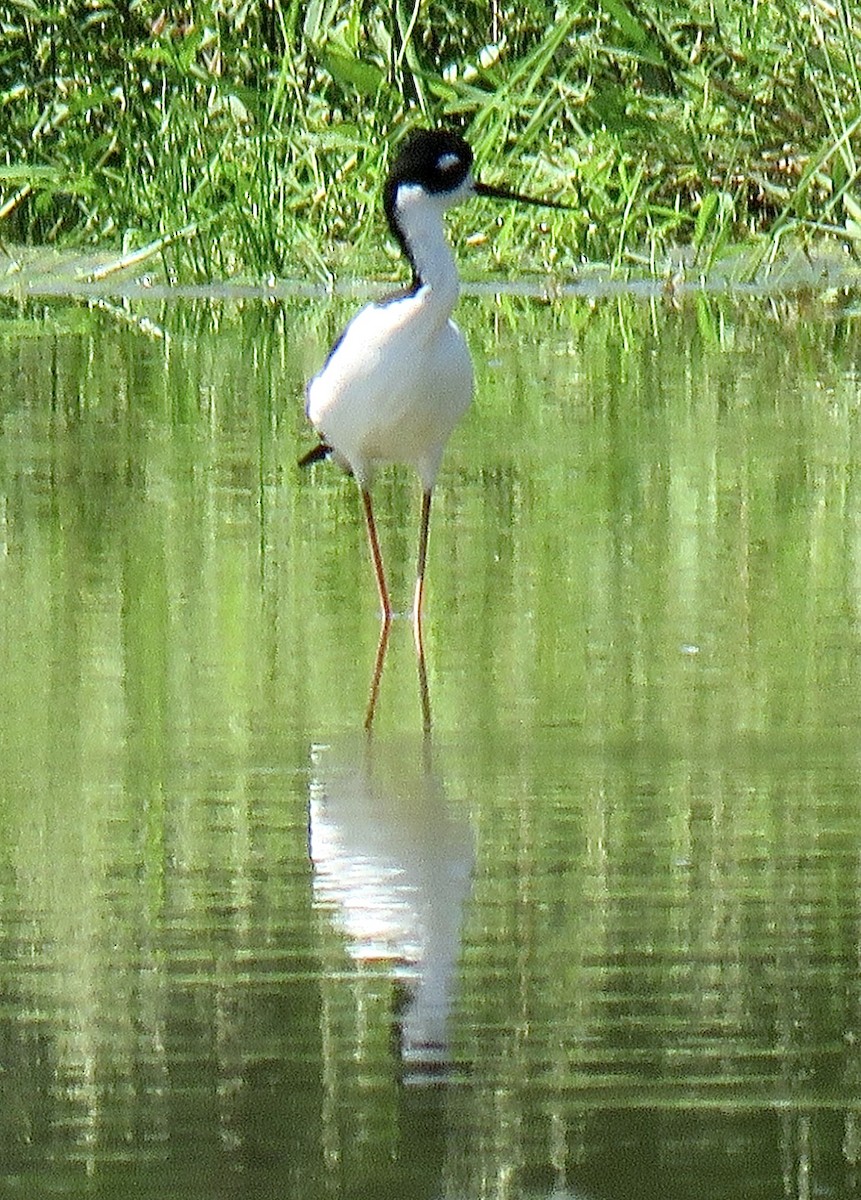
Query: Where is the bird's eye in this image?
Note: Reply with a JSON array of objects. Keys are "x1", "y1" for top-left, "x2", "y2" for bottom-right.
[{"x1": 436, "y1": 153, "x2": 461, "y2": 174}]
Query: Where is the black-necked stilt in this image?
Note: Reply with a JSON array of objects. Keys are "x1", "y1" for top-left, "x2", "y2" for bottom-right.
[{"x1": 300, "y1": 127, "x2": 566, "y2": 629}]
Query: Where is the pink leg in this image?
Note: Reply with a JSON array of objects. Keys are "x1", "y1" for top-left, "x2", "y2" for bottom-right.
[
  {"x1": 361, "y1": 489, "x2": 392, "y2": 619},
  {"x1": 413, "y1": 490, "x2": 432, "y2": 628}
]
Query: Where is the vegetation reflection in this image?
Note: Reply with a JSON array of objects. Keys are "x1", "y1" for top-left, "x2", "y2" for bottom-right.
[{"x1": 1, "y1": 293, "x2": 861, "y2": 1199}]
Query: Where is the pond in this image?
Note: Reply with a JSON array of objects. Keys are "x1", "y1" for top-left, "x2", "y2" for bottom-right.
[{"x1": 1, "y1": 283, "x2": 861, "y2": 1200}]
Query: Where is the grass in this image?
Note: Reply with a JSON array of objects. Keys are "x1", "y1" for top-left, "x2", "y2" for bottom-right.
[{"x1": 1, "y1": 0, "x2": 861, "y2": 282}]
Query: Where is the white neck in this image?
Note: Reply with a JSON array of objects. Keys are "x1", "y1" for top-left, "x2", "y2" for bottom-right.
[{"x1": 395, "y1": 186, "x2": 460, "y2": 313}]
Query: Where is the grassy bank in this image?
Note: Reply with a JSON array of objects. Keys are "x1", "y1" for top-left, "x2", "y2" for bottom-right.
[{"x1": 1, "y1": 0, "x2": 860, "y2": 281}]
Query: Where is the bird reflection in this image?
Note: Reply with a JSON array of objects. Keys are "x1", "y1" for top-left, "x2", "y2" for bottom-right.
[{"x1": 308, "y1": 732, "x2": 473, "y2": 1073}]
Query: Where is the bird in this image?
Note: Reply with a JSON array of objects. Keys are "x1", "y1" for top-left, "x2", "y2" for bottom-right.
[{"x1": 299, "y1": 127, "x2": 566, "y2": 630}]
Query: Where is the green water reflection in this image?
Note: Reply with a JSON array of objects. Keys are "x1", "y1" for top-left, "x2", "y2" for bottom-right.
[{"x1": 1, "y1": 292, "x2": 861, "y2": 1199}]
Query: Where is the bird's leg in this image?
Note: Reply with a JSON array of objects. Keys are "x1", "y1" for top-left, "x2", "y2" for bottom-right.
[
  {"x1": 413, "y1": 491, "x2": 432, "y2": 730},
  {"x1": 361, "y1": 489, "x2": 392, "y2": 619},
  {"x1": 413, "y1": 489, "x2": 432, "y2": 630},
  {"x1": 361, "y1": 488, "x2": 392, "y2": 729}
]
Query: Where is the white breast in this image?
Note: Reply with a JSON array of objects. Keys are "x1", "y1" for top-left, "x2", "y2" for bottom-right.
[{"x1": 306, "y1": 286, "x2": 474, "y2": 491}]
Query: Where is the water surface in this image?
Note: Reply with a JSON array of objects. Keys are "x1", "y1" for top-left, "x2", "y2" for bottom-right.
[{"x1": 1, "y1": 290, "x2": 861, "y2": 1199}]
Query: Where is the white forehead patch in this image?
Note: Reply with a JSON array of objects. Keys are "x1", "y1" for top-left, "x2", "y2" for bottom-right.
[{"x1": 437, "y1": 152, "x2": 461, "y2": 172}]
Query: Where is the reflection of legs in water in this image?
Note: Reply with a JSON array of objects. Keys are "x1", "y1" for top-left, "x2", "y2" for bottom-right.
[
  {"x1": 416, "y1": 631, "x2": 431, "y2": 734},
  {"x1": 361, "y1": 485, "x2": 432, "y2": 733},
  {"x1": 364, "y1": 616, "x2": 391, "y2": 731},
  {"x1": 363, "y1": 617, "x2": 432, "y2": 732}
]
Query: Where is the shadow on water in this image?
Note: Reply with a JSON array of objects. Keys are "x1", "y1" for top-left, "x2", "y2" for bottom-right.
[{"x1": 308, "y1": 725, "x2": 474, "y2": 1078}]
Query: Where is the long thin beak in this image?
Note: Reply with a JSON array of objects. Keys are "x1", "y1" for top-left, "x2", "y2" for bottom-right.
[{"x1": 474, "y1": 180, "x2": 570, "y2": 210}]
